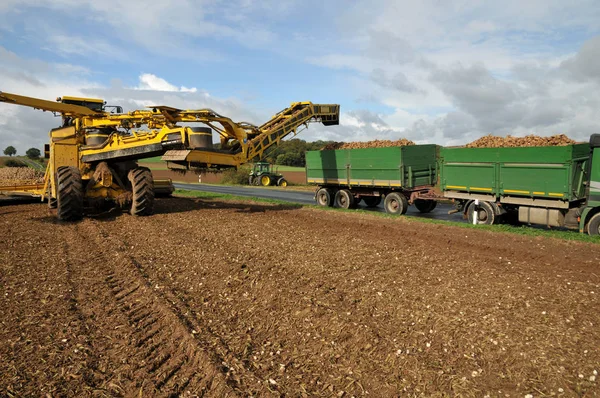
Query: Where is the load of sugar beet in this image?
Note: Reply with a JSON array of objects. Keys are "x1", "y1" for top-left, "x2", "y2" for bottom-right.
[
  {"x1": 322, "y1": 138, "x2": 415, "y2": 150},
  {"x1": 465, "y1": 134, "x2": 576, "y2": 148},
  {"x1": 0, "y1": 167, "x2": 45, "y2": 186}
]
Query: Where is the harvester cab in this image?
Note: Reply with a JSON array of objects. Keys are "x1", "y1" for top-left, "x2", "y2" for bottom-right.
[
  {"x1": 249, "y1": 162, "x2": 287, "y2": 187},
  {"x1": 57, "y1": 96, "x2": 123, "y2": 114}
]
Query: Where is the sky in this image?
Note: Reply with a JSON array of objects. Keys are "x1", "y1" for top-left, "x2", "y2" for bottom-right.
[{"x1": 1, "y1": 0, "x2": 600, "y2": 153}]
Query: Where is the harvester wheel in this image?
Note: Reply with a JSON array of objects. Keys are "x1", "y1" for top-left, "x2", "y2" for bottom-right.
[
  {"x1": 334, "y1": 189, "x2": 355, "y2": 209},
  {"x1": 362, "y1": 196, "x2": 381, "y2": 208},
  {"x1": 384, "y1": 192, "x2": 408, "y2": 215},
  {"x1": 261, "y1": 175, "x2": 271, "y2": 186},
  {"x1": 47, "y1": 196, "x2": 57, "y2": 209},
  {"x1": 316, "y1": 188, "x2": 333, "y2": 207},
  {"x1": 128, "y1": 167, "x2": 154, "y2": 216},
  {"x1": 414, "y1": 199, "x2": 437, "y2": 213},
  {"x1": 467, "y1": 201, "x2": 495, "y2": 225},
  {"x1": 587, "y1": 213, "x2": 600, "y2": 236},
  {"x1": 277, "y1": 178, "x2": 288, "y2": 187},
  {"x1": 56, "y1": 166, "x2": 83, "y2": 221}
]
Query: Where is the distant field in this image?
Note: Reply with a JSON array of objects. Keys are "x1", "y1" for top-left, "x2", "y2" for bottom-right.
[{"x1": 0, "y1": 156, "x2": 46, "y2": 170}]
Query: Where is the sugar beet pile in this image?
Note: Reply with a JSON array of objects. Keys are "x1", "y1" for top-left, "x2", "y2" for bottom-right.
[{"x1": 0, "y1": 167, "x2": 44, "y2": 186}]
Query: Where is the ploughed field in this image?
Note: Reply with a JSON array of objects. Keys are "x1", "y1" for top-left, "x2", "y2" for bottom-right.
[{"x1": 1, "y1": 196, "x2": 599, "y2": 397}]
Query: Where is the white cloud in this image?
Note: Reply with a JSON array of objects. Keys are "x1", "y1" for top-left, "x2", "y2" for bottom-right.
[{"x1": 135, "y1": 74, "x2": 198, "y2": 93}]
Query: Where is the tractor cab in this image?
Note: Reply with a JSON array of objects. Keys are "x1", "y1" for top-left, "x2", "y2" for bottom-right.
[{"x1": 248, "y1": 161, "x2": 288, "y2": 187}]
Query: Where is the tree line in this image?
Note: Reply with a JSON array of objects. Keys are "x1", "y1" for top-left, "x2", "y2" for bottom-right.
[
  {"x1": 262, "y1": 139, "x2": 334, "y2": 167},
  {"x1": 3, "y1": 146, "x2": 41, "y2": 159}
]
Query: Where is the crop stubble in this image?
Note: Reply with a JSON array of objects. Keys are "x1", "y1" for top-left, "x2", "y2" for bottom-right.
[{"x1": 1, "y1": 197, "x2": 599, "y2": 397}]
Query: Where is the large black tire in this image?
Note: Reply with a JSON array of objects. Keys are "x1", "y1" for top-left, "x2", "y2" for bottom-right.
[
  {"x1": 414, "y1": 199, "x2": 437, "y2": 213},
  {"x1": 334, "y1": 189, "x2": 355, "y2": 209},
  {"x1": 128, "y1": 167, "x2": 154, "y2": 216},
  {"x1": 56, "y1": 166, "x2": 83, "y2": 221},
  {"x1": 316, "y1": 188, "x2": 333, "y2": 207},
  {"x1": 277, "y1": 178, "x2": 288, "y2": 187},
  {"x1": 587, "y1": 213, "x2": 600, "y2": 236},
  {"x1": 466, "y1": 201, "x2": 496, "y2": 225},
  {"x1": 362, "y1": 196, "x2": 382, "y2": 208},
  {"x1": 384, "y1": 192, "x2": 408, "y2": 215}
]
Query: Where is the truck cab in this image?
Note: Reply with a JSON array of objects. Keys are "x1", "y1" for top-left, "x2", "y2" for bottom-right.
[{"x1": 582, "y1": 134, "x2": 600, "y2": 234}]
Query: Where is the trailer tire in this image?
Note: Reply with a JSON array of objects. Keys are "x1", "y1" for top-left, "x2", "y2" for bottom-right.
[
  {"x1": 316, "y1": 188, "x2": 333, "y2": 207},
  {"x1": 56, "y1": 166, "x2": 83, "y2": 221},
  {"x1": 587, "y1": 213, "x2": 600, "y2": 236},
  {"x1": 467, "y1": 201, "x2": 495, "y2": 225},
  {"x1": 334, "y1": 189, "x2": 355, "y2": 209},
  {"x1": 362, "y1": 196, "x2": 382, "y2": 208},
  {"x1": 414, "y1": 199, "x2": 437, "y2": 213},
  {"x1": 128, "y1": 167, "x2": 154, "y2": 216},
  {"x1": 384, "y1": 192, "x2": 408, "y2": 215}
]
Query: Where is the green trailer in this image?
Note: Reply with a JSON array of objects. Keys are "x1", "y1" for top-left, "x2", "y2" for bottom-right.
[
  {"x1": 440, "y1": 134, "x2": 600, "y2": 235},
  {"x1": 306, "y1": 145, "x2": 439, "y2": 214}
]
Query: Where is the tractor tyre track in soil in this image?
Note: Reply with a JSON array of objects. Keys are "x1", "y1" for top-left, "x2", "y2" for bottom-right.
[{"x1": 1, "y1": 197, "x2": 600, "y2": 397}]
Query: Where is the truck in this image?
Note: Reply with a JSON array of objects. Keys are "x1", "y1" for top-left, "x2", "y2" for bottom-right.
[
  {"x1": 306, "y1": 134, "x2": 600, "y2": 236},
  {"x1": 0, "y1": 91, "x2": 339, "y2": 220},
  {"x1": 306, "y1": 144, "x2": 439, "y2": 214},
  {"x1": 440, "y1": 134, "x2": 600, "y2": 236}
]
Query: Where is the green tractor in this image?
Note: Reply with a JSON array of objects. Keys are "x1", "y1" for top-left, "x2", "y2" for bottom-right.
[{"x1": 248, "y1": 162, "x2": 288, "y2": 187}]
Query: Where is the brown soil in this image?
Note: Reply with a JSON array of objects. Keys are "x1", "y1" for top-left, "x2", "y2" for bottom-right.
[
  {"x1": 466, "y1": 134, "x2": 576, "y2": 148},
  {"x1": 1, "y1": 198, "x2": 599, "y2": 397},
  {"x1": 322, "y1": 139, "x2": 415, "y2": 150},
  {"x1": 0, "y1": 167, "x2": 44, "y2": 186}
]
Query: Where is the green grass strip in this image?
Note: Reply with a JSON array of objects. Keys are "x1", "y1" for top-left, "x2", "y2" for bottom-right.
[{"x1": 174, "y1": 189, "x2": 600, "y2": 244}]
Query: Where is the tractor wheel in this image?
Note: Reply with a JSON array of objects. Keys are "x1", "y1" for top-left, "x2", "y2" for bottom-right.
[
  {"x1": 414, "y1": 199, "x2": 437, "y2": 213},
  {"x1": 47, "y1": 195, "x2": 57, "y2": 209},
  {"x1": 384, "y1": 192, "x2": 408, "y2": 215},
  {"x1": 587, "y1": 213, "x2": 600, "y2": 236},
  {"x1": 277, "y1": 178, "x2": 288, "y2": 187},
  {"x1": 261, "y1": 175, "x2": 272, "y2": 186},
  {"x1": 128, "y1": 167, "x2": 154, "y2": 216},
  {"x1": 362, "y1": 196, "x2": 381, "y2": 208},
  {"x1": 316, "y1": 188, "x2": 333, "y2": 207},
  {"x1": 334, "y1": 189, "x2": 355, "y2": 209},
  {"x1": 56, "y1": 166, "x2": 83, "y2": 221},
  {"x1": 466, "y1": 201, "x2": 496, "y2": 225}
]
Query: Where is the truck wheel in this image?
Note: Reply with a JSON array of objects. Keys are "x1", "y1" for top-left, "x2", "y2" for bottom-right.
[
  {"x1": 277, "y1": 178, "x2": 288, "y2": 187},
  {"x1": 384, "y1": 192, "x2": 408, "y2": 215},
  {"x1": 261, "y1": 175, "x2": 271, "y2": 186},
  {"x1": 316, "y1": 188, "x2": 333, "y2": 207},
  {"x1": 128, "y1": 167, "x2": 154, "y2": 216},
  {"x1": 414, "y1": 199, "x2": 437, "y2": 213},
  {"x1": 334, "y1": 189, "x2": 355, "y2": 209},
  {"x1": 467, "y1": 201, "x2": 495, "y2": 225},
  {"x1": 362, "y1": 196, "x2": 382, "y2": 208},
  {"x1": 587, "y1": 213, "x2": 600, "y2": 236},
  {"x1": 56, "y1": 166, "x2": 83, "y2": 221}
]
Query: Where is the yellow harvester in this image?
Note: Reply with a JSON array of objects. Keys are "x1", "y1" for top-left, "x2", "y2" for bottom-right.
[{"x1": 0, "y1": 91, "x2": 339, "y2": 220}]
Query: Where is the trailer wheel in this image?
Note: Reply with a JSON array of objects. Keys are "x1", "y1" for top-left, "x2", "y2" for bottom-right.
[
  {"x1": 384, "y1": 192, "x2": 408, "y2": 215},
  {"x1": 587, "y1": 213, "x2": 600, "y2": 236},
  {"x1": 362, "y1": 196, "x2": 382, "y2": 208},
  {"x1": 56, "y1": 166, "x2": 83, "y2": 221},
  {"x1": 128, "y1": 167, "x2": 154, "y2": 216},
  {"x1": 414, "y1": 199, "x2": 437, "y2": 213},
  {"x1": 277, "y1": 178, "x2": 288, "y2": 187},
  {"x1": 261, "y1": 175, "x2": 271, "y2": 186},
  {"x1": 334, "y1": 189, "x2": 355, "y2": 209},
  {"x1": 467, "y1": 201, "x2": 495, "y2": 225},
  {"x1": 316, "y1": 188, "x2": 333, "y2": 207}
]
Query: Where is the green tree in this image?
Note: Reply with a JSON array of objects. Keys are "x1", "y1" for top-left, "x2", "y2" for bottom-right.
[
  {"x1": 26, "y1": 147, "x2": 41, "y2": 159},
  {"x1": 3, "y1": 146, "x2": 16, "y2": 157}
]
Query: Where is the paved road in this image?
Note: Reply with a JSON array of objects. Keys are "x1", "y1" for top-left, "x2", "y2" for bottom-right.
[{"x1": 174, "y1": 183, "x2": 461, "y2": 222}]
